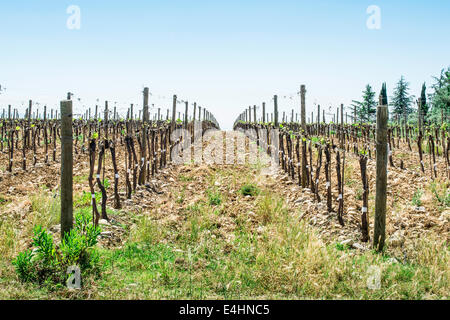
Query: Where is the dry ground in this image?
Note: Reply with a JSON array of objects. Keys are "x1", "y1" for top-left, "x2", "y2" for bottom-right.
[{"x1": 0, "y1": 134, "x2": 448, "y2": 299}]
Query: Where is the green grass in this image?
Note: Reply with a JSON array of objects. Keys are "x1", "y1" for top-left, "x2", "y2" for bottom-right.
[
  {"x1": 0, "y1": 166, "x2": 448, "y2": 300},
  {"x1": 207, "y1": 189, "x2": 222, "y2": 206},
  {"x1": 430, "y1": 181, "x2": 450, "y2": 209},
  {"x1": 179, "y1": 174, "x2": 193, "y2": 182},
  {"x1": 90, "y1": 202, "x2": 448, "y2": 299},
  {"x1": 239, "y1": 184, "x2": 260, "y2": 197},
  {"x1": 412, "y1": 188, "x2": 423, "y2": 207}
]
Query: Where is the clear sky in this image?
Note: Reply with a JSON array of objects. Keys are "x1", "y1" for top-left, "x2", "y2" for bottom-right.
[{"x1": 0, "y1": 0, "x2": 449, "y2": 129}]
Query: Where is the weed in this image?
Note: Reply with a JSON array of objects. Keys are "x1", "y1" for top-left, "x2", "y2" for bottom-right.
[
  {"x1": 412, "y1": 189, "x2": 423, "y2": 207},
  {"x1": 207, "y1": 189, "x2": 222, "y2": 206},
  {"x1": 12, "y1": 211, "x2": 101, "y2": 287},
  {"x1": 240, "y1": 184, "x2": 260, "y2": 197}
]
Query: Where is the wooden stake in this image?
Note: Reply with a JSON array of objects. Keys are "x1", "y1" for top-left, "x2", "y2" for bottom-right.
[{"x1": 60, "y1": 100, "x2": 73, "y2": 239}]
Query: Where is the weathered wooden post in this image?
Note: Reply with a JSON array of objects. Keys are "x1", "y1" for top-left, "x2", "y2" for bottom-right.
[
  {"x1": 172, "y1": 95, "x2": 177, "y2": 126},
  {"x1": 374, "y1": 83, "x2": 388, "y2": 252},
  {"x1": 300, "y1": 85, "x2": 306, "y2": 131},
  {"x1": 139, "y1": 87, "x2": 149, "y2": 185},
  {"x1": 340, "y1": 104, "x2": 344, "y2": 148},
  {"x1": 274, "y1": 95, "x2": 278, "y2": 127},
  {"x1": 253, "y1": 105, "x2": 257, "y2": 123},
  {"x1": 261, "y1": 103, "x2": 265, "y2": 123},
  {"x1": 317, "y1": 105, "x2": 320, "y2": 125},
  {"x1": 104, "y1": 101, "x2": 109, "y2": 140},
  {"x1": 60, "y1": 99, "x2": 73, "y2": 239},
  {"x1": 184, "y1": 101, "x2": 189, "y2": 129}
]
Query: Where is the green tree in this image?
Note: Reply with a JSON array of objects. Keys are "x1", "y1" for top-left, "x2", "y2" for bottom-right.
[
  {"x1": 390, "y1": 76, "x2": 414, "y2": 124},
  {"x1": 429, "y1": 67, "x2": 450, "y2": 123},
  {"x1": 351, "y1": 84, "x2": 377, "y2": 123},
  {"x1": 420, "y1": 82, "x2": 428, "y2": 117}
]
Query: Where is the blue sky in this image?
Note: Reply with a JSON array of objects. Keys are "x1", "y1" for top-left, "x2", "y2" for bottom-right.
[{"x1": 0, "y1": 0, "x2": 449, "y2": 129}]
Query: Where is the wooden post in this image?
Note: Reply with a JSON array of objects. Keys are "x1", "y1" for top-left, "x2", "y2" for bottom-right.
[
  {"x1": 172, "y1": 95, "x2": 177, "y2": 127},
  {"x1": 253, "y1": 105, "x2": 257, "y2": 123},
  {"x1": 193, "y1": 103, "x2": 197, "y2": 123},
  {"x1": 60, "y1": 100, "x2": 73, "y2": 239},
  {"x1": 300, "y1": 85, "x2": 306, "y2": 131},
  {"x1": 317, "y1": 105, "x2": 320, "y2": 125},
  {"x1": 184, "y1": 101, "x2": 188, "y2": 129},
  {"x1": 340, "y1": 104, "x2": 344, "y2": 148},
  {"x1": 139, "y1": 87, "x2": 149, "y2": 185},
  {"x1": 104, "y1": 101, "x2": 109, "y2": 140},
  {"x1": 374, "y1": 84, "x2": 388, "y2": 252},
  {"x1": 274, "y1": 95, "x2": 278, "y2": 127},
  {"x1": 262, "y1": 102, "x2": 266, "y2": 123}
]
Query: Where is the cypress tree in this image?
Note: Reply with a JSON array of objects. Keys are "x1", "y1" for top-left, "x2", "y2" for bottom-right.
[
  {"x1": 351, "y1": 84, "x2": 377, "y2": 123},
  {"x1": 390, "y1": 76, "x2": 414, "y2": 125}
]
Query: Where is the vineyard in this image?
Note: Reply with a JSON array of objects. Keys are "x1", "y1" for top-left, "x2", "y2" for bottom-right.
[{"x1": 0, "y1": 84, "x2": 448, "y2": 300}]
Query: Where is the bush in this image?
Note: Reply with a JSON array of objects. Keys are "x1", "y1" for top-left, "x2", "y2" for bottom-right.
[
  {"x1": 13, "y1": 249, "x2": 37, "y2": 282},
  {"x1": 240, "y1": 184, "x2": 260, "y2": 197},
  {"x1": 12, "y1": 211, "x2": 101, "y2": 287},
  {"x1": 207, "y1": 190, "x2": 222, "y2": 206}
]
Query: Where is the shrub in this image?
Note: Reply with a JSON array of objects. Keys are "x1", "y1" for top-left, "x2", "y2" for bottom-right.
[
  {"x1": 412, "y1": 189, "x2": 423, "y2": 207},
  {"x1": 13, "y1": 249, "x2": 36, "y2": 282},
  {"x1": 12, "y1": 211, "x2": 101, "y2": 287},
  {"x1": 240, "y1": 184, "x2": 260, "y2": 197},
  {"x1": 207, "y1": 189, "x2": 222, "y2": 206}
]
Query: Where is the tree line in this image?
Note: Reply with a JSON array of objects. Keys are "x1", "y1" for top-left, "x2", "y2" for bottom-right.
[{"x1": 351, "y1": 67, "x2": 450, "y2": 125}]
